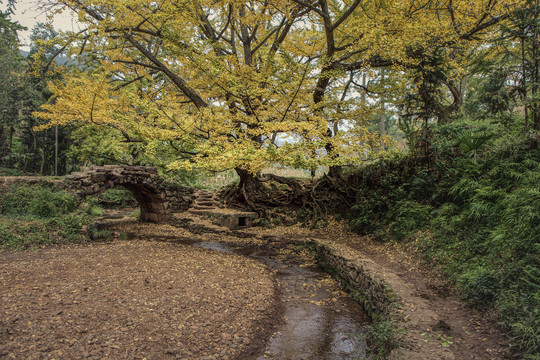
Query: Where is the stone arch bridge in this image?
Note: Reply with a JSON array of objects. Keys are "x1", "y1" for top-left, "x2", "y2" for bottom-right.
[
  {"x1": 64, "y1": 166, "x2": 193, "y2": 222},
  {"x1": 0, "y1": 166, "x2": 193, "y2": 222}
]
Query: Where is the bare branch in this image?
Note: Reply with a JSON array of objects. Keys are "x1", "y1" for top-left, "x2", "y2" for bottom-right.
[{"x1": 332, "y1": 0, "x2": 361, "y2": 30}]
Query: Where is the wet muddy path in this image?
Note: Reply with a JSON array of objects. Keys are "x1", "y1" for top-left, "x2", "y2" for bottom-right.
[{"x1": 128, "y1": 234, "x2": 369, "y2": 360}]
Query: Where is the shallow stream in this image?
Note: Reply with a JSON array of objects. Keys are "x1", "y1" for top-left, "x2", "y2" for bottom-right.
[{"x1": 119, "y1": 231, "x2": 368, "y2": 359}]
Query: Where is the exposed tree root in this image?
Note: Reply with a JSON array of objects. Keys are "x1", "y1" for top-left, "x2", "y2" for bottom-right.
[{"x1": 220, "y1": 169, "x2": 357, "y2": 225}]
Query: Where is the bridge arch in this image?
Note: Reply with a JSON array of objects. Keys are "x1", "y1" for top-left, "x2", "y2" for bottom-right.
[{"x1": 65, "y1": 166, "x2": 191, "y2": 222}]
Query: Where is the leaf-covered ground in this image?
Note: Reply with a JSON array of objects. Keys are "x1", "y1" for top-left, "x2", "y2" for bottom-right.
[
  {"x1": 0, "y1": 241, "x2": 277, "y2": 360},
  {"x1": 0, "y1": 207, "x2": 513, "y2": 360},
  {"x1": 170, "y1": 211, "x2": 511, "y2": 359}
]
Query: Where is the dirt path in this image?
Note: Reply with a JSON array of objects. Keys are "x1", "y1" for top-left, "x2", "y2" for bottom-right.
[
  {"x1": 352, "y1": 241, "x2": 510, "y2": 360},
  {"x1": 164, "y1": 212, "x2": 511, "y2": 359},
  {"x1": 119, "y1": 212, "x2": 512, "y2": 359},
  {"x1": 244, "y1": 222, "x2": 512, "y2": 360}
]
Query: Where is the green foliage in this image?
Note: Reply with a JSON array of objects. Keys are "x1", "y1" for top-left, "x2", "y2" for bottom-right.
[
  {"x1": 0, "y1": 183, "x2": 105, "y2": 250},
  {"x1": 0, "y1": 218, "x2": 52, "y2": 250},
  {"x1": 497, "y1": 289, "x2": 540, "y2": 359},
  {"x1": 458, "y1": 267, "x2": 499, "y2": 305},
  {"x1": 128, "y1": 208, "x2": 141, "y2": 219},
  {"x1": 0, "y1": 20, "x2": 76, "y2": 176},
  {"x1": 364, "y1": 316, "x2": 401, "y2": 360},
  {"x1": 388, "y1": 200, "x2": 432, "y2": 241},
  {"x1": 88, "y1": 227, "x2": 114, "y2": 240},
  {"x1": 81, "y1": 197, "x2": 104, "y2": 216},
  {"x1": 349, "y1": 122, "x2": 540, "y2": 358},
  {"x1": 0, "y1": 183, "x2": 77, "y2": 218},
  {"x1": 98, "y1": 187, "x2": 137, "y2": 209},
  {"x1": 0, "y1": 166, "x2": 21, "y2": 176},
  {"x1": 53, "y1": 214, "x2": 84, "y2": 241},
  {"x1": 0, "y1": 214, "x2": 87, "y2": 250}
]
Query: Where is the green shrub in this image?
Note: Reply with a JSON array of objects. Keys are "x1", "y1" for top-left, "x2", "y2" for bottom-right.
[
  {"x1": 0, "y1": 167, "x2": 22, "y2": 176},
  {"x1": 0, "y1": 183, "x2": 105, "y2": 250},
  {"x1": 365, "y1": 316, "x2": 401, "y2": 360},
  {"x1": 81, "y1": 197, "x2": 104, "y2": 216},
  {"x1": 0, "y1": 219, "x2": 53, "y2": 250},
  {"x1": 458, "y1": 267, "x2": 499, "y2": 306},
  {"x1": 349, "y1": 122, "x2": 540, "y2": 358},
  {"x1": 89, "y1": 228, "x2": 114, "y2": 240},
  {"x1": 388, "y1": 200, "x2": 432, "y2": 240},
  {"x1": 98, "y1": 187, "x2": 137, "y2": 208},
  {"x1": 53, "y1": 214, "x2": 85, "y2": 241},
  {"x1": 0, "y1": 183, "x2": 78, "y2": 218}
]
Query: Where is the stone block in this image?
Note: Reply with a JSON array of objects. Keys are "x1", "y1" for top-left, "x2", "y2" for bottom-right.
[
  {"x1": 149, "y1": 202, "x2": 164, "y2": 210},
  {"x1": 142, "y1": 213, "x2": 159, "y2": 222}
]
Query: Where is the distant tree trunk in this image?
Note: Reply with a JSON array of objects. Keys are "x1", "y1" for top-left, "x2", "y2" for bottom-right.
[
  {"x1": 533, "y1": 0, "x2": 540, "y2": 130},
  {"x1": 380, "y1": 70, "x2": 386, "y2": 150},
  {"x1": 521, "y1": 26, "x2": 530, "y2": 131},
  {"x1": 9, "y1": 126, "x2": 14, "y2": 149},
  {"x1": 55, "y1": 125, "x2": 58, "y2": 176},
  {"x1": 40, "y1": 148, "x2": 45, "y2": 175}
]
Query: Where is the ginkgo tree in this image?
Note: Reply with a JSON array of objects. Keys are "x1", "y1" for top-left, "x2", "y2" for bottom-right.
[{"x1": 35, "y1": 0, "x2": 522, "y2": 207}]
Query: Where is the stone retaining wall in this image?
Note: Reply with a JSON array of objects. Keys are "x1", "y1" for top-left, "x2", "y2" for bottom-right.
[{"x1": 314, "y1": 242, "x2": 394, "y2": 317}]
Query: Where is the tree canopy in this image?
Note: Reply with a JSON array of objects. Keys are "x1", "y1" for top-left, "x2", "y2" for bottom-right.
[{"x1": 34, "y1": 0, "x2": 524, "y2": 176}]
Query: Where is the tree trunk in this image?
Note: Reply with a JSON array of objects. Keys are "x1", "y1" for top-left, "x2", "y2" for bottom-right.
[
  {"x1": 328, "y1": 165, "x2": 342, "y2": 179},
  {"x1": 235, "y1": 167, "x2": 261, "y2": 210},
  {"x1": 55, "y1": 125, "x2": 58, "y2": 176},
  {"x1": 40, "y1": 148, "x2": 45, "y2": 175},
  {"x1": 380, "y1": 69, "x2": 386, "y2": 150},
  {"x1": 521, "y1": 26, "x2": 530, "y2": 131}
]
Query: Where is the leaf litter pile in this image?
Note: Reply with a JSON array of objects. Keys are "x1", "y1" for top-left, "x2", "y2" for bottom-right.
[{"x1": 0, "y1": 241, "x2": 277, "y2": 360}]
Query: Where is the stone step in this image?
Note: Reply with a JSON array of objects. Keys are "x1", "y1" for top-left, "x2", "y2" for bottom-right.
[
  {"x1": 197, "y1": 195, "x2": 215, "y2": 200},
  {"x1": 193, "y1": 205, "x2": 216, "y2": 210},
  {"x1": 195, "y1": 201, "x2": 219, "y2": 207},
  {"x1": 188, "y1": 209, "x2": 215, "y2": 216}
]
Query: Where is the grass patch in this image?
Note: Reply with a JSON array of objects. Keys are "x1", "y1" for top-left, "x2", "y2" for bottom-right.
[
  {"x1": 0, "y1": 183, "x2": 100, "y2": 250},
  {"x1": 0, "y1": 183, "x2": 78, "y2": 219},
  {"x1": 0, "y1": 216, "x2": 87, "y2": 250},
  {"x1": 363, "y1": 317, "x2": 401, "y2": 360},
  {"x1": 0, "y1": 167, "x2": 23, "y2": 176}
]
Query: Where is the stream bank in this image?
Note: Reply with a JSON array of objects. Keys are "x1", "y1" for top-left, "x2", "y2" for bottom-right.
[
  {"x1": 117, "y1": 232, "x2": 370, "y2": 360},
  {"x1": 166, "y1": 213, "x2": 512, "y2": 360}
]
